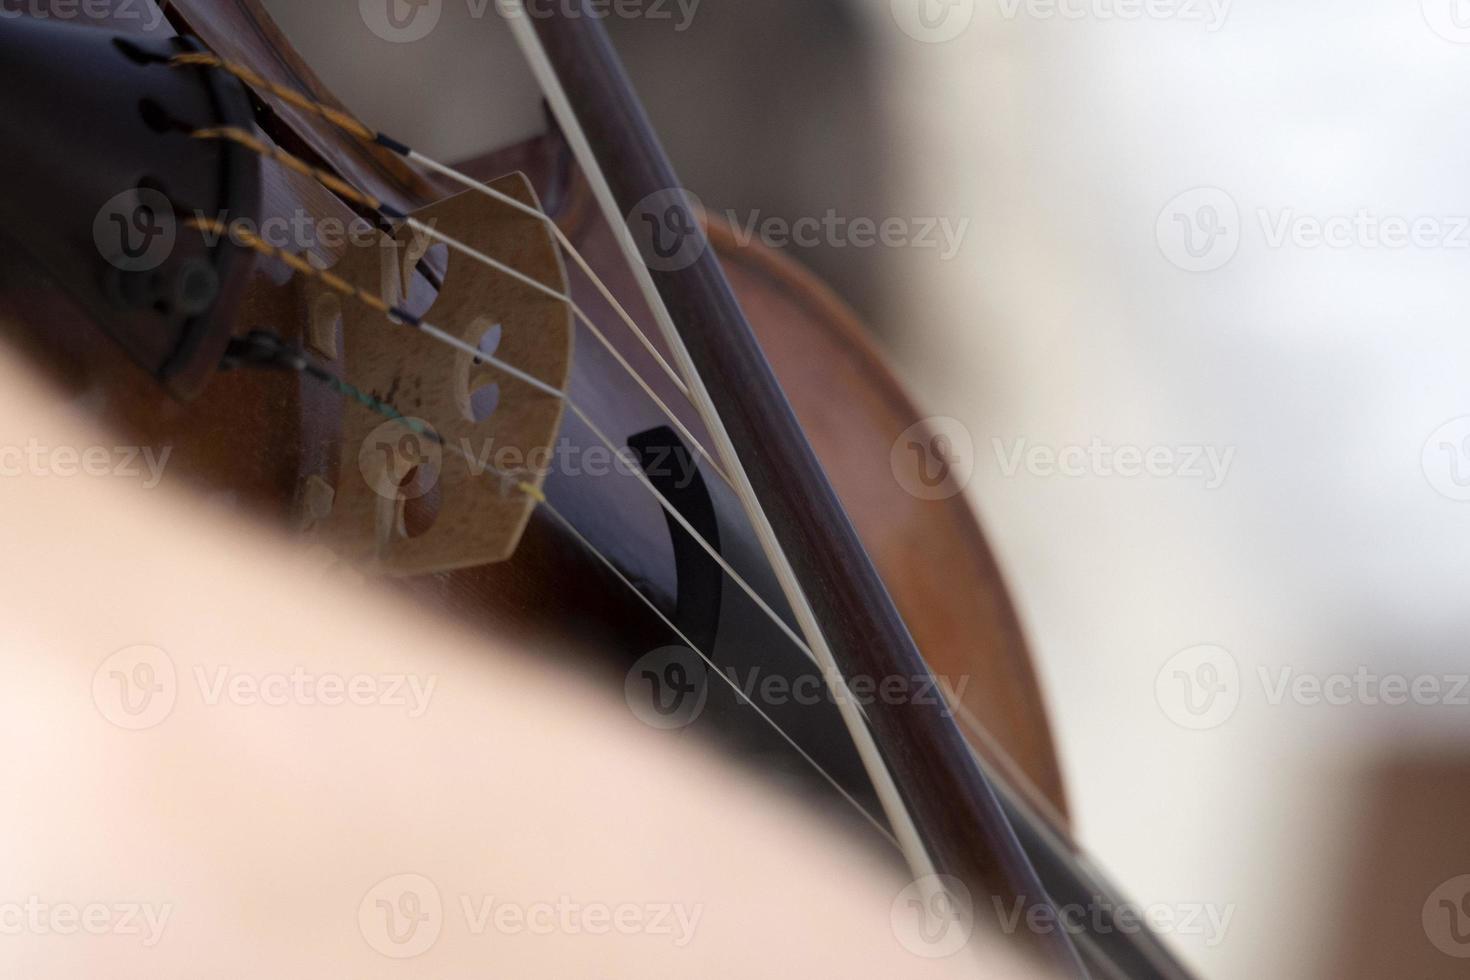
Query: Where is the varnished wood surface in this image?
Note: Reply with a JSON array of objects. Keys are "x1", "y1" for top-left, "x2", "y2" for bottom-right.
[{"x1": 711, "y1": 225, "x2": 1069, "y2": 821}]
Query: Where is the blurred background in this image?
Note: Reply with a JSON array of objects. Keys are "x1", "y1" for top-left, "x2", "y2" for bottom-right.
[{"x1": 268, "y1": 2, "x2": 1470, "y2": 976}]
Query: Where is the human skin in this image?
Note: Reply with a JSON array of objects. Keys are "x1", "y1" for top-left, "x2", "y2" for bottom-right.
[{"x1": 0, "y1": 352, "x2": 1044, "y2": 979}]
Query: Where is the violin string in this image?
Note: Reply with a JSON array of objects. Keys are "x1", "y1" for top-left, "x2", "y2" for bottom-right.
[
  {"x1": 495, "y1": 8, "x2": 946, "y2": 902},
  {"x1": 197, "y1": 116, "x2": 1043, "y2": 819},
  {"x1": 188, "y1": 215, "x2": 831, "y2": 679},
  {"x1": 166, "y1": 58, "x2": 835, "y2": 674},
  {"x1": 222, "y1": 329, "x2": 897, "y2": 847},
  {"x1": 174, "y1": 134, "x2": 1058, "y2": 834},
  {"x1": 169, "y1": 41, "x2": 1103, "y2": 977},
  {"x1": 400, "y1": 150, "x2": 692, "y2": 397},
  {"x1": 167, "y1": 49, "x2": 1028, "y2": 901},
  {"x1": 188, "y1": 124, "x2": 731, "y2": 491},
  {"x1": 225, "y1": 146, "x2": 1042, "y2": 806},
  {"x1": 168, "y1": 51, "x2": 982, "y2": 901},
  {"x1": 536, "y1": 501, "x2": 898, "y2": 848},
  {"x1": 167, "y1": 52, "x2": 691, "y2": 401}
]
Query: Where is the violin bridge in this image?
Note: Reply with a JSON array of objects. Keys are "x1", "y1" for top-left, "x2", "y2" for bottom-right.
[{"x1": 303, "y1": 173, "x2": 572, "y2": 576}]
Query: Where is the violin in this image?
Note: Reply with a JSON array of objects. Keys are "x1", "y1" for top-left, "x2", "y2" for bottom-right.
[{"x1": 0, "y1": 3, "x2": 1193, "y2": 975}]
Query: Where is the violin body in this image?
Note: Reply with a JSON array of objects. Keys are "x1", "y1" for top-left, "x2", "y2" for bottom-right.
[
  {"x1": 0, "y1": 4, "x2": 1199, "y2": 975},
  {"x1": 0, "y1": 0, "x2": 1065, "y2": 817}
]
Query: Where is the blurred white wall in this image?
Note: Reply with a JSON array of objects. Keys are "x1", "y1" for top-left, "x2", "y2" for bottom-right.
[{"x1": 869, "y1": 1, "x2": 1470, "y2": 976}]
